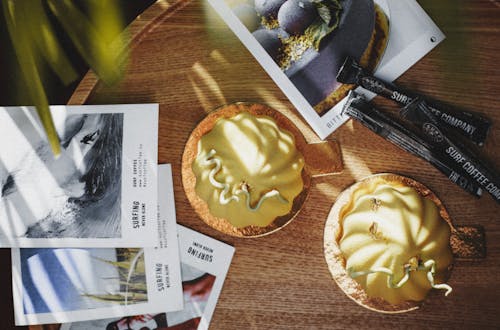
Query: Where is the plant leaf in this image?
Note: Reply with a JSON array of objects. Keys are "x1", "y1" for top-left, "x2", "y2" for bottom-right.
[
  {"x1": 307, "y1": 0, "x2": 343, "y2": 49},
  {"x1": 28, "y1": 0, "x2": 78, "y2": 86},
  {"x1": 46, "y1": 0, "x2": 126, "y2": 85},
  {"x1": 316, "y1": 4, "x2": 331, "y2": 24},
  {"x1": 2, "y1": 0, "x2": 61, "y2": 156}
]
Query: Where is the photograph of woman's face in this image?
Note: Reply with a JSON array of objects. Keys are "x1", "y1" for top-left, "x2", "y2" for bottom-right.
[{"x1": 0, "y1": 107, "x2": 123, "y2": 239}]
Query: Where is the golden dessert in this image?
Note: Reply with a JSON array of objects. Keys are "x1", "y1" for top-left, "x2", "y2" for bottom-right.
[
  {"x1": 182, "y1": 103, "x2": 312, "y2": 237},
  {"x1": 192, "y1": 111, "x2": 305, "y2": 228},
  {"x1": 324, "y1": 174, "x2": 454, "y2": 313}
]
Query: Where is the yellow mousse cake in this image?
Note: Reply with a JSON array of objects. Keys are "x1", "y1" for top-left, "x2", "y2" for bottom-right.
[
  {"x1": 337, "y1": 177, "x2": 453, "y2": 305},
  {"x1": 192, "y1": 111, "x2": 305, "y2": 228}
]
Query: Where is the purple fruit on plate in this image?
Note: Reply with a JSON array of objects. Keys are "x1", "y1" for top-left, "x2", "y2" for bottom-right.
[
  {"x1": 252, "y1": 29, "x2": 282, "y2": 63},
  {"x1": 254, "y1": 0, "x2": 287, "y2": 19},
  {"x1": 275, "y1": 27, "x2": 290, "y2": 40},
  {"x1": 233, "y1": 4, "x2": 260, "y2": 32},
  {"x1": 278, "y1": 0, "x2": 317, "y2": 35}
]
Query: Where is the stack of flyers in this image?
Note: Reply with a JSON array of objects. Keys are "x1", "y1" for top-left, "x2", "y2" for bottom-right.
[
  {"x1": 11, "y1": 165, "x2": 183, "y2": 325},
  {"x1": 61, "y1": 225, "x2": 235, "y2": 330},
  {"x1": 1, "y1": 103, "x2": 236, "y2": 328}
]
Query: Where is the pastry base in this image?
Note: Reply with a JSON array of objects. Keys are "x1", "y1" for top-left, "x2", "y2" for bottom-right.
[
  {"x1": 182, "y1": 103, "x2": 312, "y2": 238},
  {"x1": 323, "y1": 173, "x2": 454, "y2": 313}
]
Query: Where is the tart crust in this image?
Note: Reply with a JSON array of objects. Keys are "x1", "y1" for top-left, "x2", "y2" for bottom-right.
[
  {"x1": 324, "y1": 173, "x2": 454, "y2": 313},
  {"x1": 182, "y1": 103, "x2": 311, "y2": 237}
]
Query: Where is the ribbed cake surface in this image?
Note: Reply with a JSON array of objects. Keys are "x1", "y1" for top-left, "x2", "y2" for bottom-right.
[
  {"x1": 192, "y1": 112, "x2": 305, "y2": 228},
  {"x1": 338, "y1": 178, "x2": 453, "y2": 304}
]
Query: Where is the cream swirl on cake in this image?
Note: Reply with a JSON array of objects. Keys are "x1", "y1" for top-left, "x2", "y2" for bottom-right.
[
  {"x1": 338, "y1": 177, "x2": 453, "y2": 305},
  {"x1": 192, "y1": 112, "x2": 305, "y2": 228}
]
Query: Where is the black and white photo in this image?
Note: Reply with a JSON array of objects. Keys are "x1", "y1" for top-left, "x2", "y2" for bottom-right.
[
  {"x1": 0, "y1": 104, "x2": 159, "y2": 247},
  {"x1": 1, "y1": 111, "x2": 123, "y2": 239}
]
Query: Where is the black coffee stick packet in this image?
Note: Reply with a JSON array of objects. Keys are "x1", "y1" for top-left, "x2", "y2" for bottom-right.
[
  {"x1": 337, "y1": 57, "x2": 491, "y2": 146},
  {"x1": 342, "y1": 92, "x2": 483, "y2": 198},
  {"x1": 401, "y1": 98, "x2": 500, "y2": 203}
]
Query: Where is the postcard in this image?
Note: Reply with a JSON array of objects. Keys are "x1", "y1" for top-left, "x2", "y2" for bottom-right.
[
  {"x1": 11, "y1": 165, "x2": 183, "y2": 326},
  {"x1": 0, "y1": 104, "x2": 158, "y2": 247},
  {"x1": 61, "y1": 224, "x2": 236, "y2": 330},
  {"x1": 207, "y1": 0, "x2": 445, "y2": 139}
]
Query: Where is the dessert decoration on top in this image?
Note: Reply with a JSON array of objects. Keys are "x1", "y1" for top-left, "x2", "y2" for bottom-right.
[
  {"x1": 250, "y1": 0, "x2": 346, "y2": 70},
  {"x1": 324, "y1": 174, "x2": 457, "y2": 313},
  {"x1": 183, "y1": 103, "x2": 343, "y2": 238},
  {"x1": 230, "y1": 0, "x2": 389, "y2": 114},
  {"x1": 192, "y1": 111, "x2": 305, "y2": 228},
  {"x1": 337, "y1": 177, "x2": 453, "y2": 305}
]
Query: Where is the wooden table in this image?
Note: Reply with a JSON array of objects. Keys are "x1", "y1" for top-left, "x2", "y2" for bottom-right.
[{"x1": 24, "y1": 0, "x2": 500, "y2": 329}]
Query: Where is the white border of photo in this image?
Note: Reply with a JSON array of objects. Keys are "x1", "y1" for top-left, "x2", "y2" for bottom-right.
[{"x1": 173, "y1": 225, "x2": 235, "y2": 330}]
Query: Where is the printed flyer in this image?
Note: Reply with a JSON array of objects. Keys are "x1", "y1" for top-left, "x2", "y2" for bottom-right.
[
  {"x1": 0, "y1": 104, "x2": 158, "y2": 247},
  {"x1": 61, "y1": 225, "x2": 236, "y2": 330},
  {"x1": 208, "y1": 0, "x2": 445, "y2": 139},
  {"x1": 11, "y1": 165, "x2": 182, "y2": 325}
]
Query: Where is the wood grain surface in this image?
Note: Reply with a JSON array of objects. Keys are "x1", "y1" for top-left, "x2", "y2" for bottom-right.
[{"x1": 25, "y1": 0, "x2": 500, "y2": 329}]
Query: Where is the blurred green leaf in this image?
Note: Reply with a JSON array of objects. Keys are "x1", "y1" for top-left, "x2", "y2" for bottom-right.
[
  {"x1": 2, "y1": 0, "x2": 126, "y2": 156},
  {"x1": 2, "y1": 0, "x2": 61, "y2": 155},
  {"x1": 46, "y1": 0, "x2": 126, "y2": 85},
  {"x1": 418, "y1": 0, "x2": 474, "y2": 86},
  {"x1": 28, "y1": 0, "x2": 79, "y2": 85}
]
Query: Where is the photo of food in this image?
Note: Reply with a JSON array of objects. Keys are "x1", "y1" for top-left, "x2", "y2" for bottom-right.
[
  {"x1": 227, "y1": 0, "x2": 389, "y2": 114},
  {"x1": 0, "y1": 109, "x2": 123, "y2": 240},
  {"x1": 65, "y1": 263, "x2": 217, "y2": 330},
  {"x1": 20, "y1": 248, "x2": 147, "y2": 315}
]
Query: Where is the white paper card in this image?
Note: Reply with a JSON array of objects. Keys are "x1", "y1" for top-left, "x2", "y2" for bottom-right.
[
  {"x1": 11, "y1": 165, "x2": 183, "y2": 326},
  {"x1": 0, "y1": 104, "x2": 158, "y2": 247},
  {"x1": 207, "y1": 0, "x2": 445, "y2": 139},
  {"x1": 61, "y1": 224, "x2": 236, "y2": 330}
]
